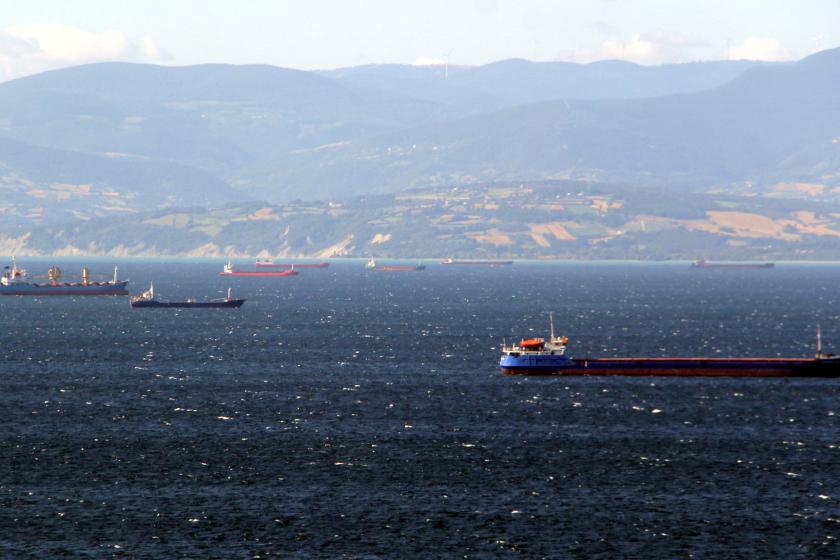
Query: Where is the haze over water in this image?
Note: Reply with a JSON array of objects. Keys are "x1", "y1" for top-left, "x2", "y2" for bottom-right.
[{"x1": 2, "y1": 261, "x2": 839, "y2": 557}]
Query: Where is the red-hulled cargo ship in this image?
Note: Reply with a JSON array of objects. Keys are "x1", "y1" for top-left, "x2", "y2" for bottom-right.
[
  {"x1": 219, "y1": 262, "x2": 298, "y2": 277},
  {"x1": 500, "y1": 314, "x2": 840, "y2": 378},
  {"x1": 255, "y1": 259, "x2": 329, "y2": 268},
  {"x1": 442, "y1": 258, "x2": 513, "y2": 266},
  {"x1": 691, "y1": 259, "x2": 774, "y2": 269},
  {"x1": 365, "y1": 258, "x2": 425, "y2": 271}
]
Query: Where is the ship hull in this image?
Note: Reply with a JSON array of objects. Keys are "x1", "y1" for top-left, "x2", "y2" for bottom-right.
[
  {"x1": 255, "y1": 262, "x2": 329, "y2": 268},
  {"x1": 219, "y1": 271, "x2": 298, "y2": 277},
  {"x1": 0, "y1": 281, "x2": 129, "y2": 296},
  {"x1": 132, "y1": 299, "x2": 245, "y2": 308},
  {"x1": 376, "y1": 265, "x2": 426, "y2": 271},
  {"x1": 501, "y1": 357, "x2": 840, "y2": 378},
  {"x1": 443, "y1": 260, "x2": 512, "y2": 266},
  {"x1": 691, "y1": 263, "x2": 774, "y2": 269}
]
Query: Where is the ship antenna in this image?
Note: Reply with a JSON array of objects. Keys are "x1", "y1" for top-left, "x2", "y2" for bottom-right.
[
  {"x1": 227, "y1": 287, "x2": 232, "y2": 301},
  {"x1": 817, "y1": 324, "x2": 822, "y2": 358}
]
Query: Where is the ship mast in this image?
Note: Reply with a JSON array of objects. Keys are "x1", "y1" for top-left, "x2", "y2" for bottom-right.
[
  {"x1": 549, "y1": 311, "x2": 555, "y2": 340},
  {"x1": 817, "y1": 324, "x2": 823, "y2": 358}
]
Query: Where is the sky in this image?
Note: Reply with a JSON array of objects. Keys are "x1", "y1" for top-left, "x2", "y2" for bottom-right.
[{"x1": 0, "y1": 0, "x2": 837, "y2": 82}]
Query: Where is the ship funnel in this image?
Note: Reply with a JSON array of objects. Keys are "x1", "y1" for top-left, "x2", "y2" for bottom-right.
[
  {"x1": 82, "y1": 266, "x2": 89, "y2": 285},
  {"x1": 113, "y1": 266, "x2": 118, "y2": 283}
]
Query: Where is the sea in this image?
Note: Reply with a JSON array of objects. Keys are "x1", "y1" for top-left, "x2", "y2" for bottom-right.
[{"x1": 1, "y1": 260, "x2": 839, "y2": 558}]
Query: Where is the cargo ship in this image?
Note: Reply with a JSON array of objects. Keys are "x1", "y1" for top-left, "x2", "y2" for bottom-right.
[
  {"x1": 442, "y1": 258, "x2": 513, "y2": 266},
  {"x1": 500, "y1": 314, "x2": 840, "y2": 377},
  {"x1": 219, "y1": 261, "x2": 299, "y2": 276},
  {"x1": 691, "y1": 259, "x2": 774, "y2": 269},
  {"x1": 255, "y1": 259, "x2": 329, "y2": 269},
  {"x1": 0, "y1": 258, "x2": 128, "y2": 296},
  {"x1": 131, "y1": 284, "x2": 245, "y2": 308},
  {"x1": 365, "y1": 258, "x2": 425, "y2": 271}
]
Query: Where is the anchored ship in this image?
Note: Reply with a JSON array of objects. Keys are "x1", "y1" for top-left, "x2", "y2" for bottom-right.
[
  {"x1": 131, "y1": 283, "x2": 245, "y2": 308},
  {"x1": 500, "y1": 314, "x2": 840, "y2": 377},
  {"x1": 691, "y1": 259, "x2": 774, "y2": 269},
  {"x1": 219, "y1": 261, "x2": 299, "y2": 276},
  {"x1": 365, "y1": 258, "x2": 425, "y2": 271},
  {"x1": 0, "y1": 257, "x2": 128, "y2": 296},
  {"x1": 442, "y1": 258, "x2": 513, "y2": 266},
  {"x1": 255, "y1": 259, "x2": 329, "y2": 269}
]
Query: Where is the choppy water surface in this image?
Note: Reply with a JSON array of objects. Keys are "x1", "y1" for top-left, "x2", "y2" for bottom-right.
[{"x1": 2, "y1": 261, "x2": 839, "y2": 558}]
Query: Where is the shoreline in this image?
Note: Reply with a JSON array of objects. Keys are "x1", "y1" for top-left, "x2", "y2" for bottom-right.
[{"x1": 5, "y1": 255, "x2": 840, "y2": 266}]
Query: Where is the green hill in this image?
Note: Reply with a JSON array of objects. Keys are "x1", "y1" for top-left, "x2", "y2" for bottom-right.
[{"x1": 8, "y1": 180, "x2": 840, "y2": 260}]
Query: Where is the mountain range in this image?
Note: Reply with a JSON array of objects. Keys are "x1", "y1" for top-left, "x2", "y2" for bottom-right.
[{"x1": 0, "y1": 49, "x2": 838, "y2": 257}]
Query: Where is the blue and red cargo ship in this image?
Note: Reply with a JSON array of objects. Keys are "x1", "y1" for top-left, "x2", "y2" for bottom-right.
[
  {"x1": 0, "y1": 258, "x2": 128, "y2": 296},
  {"x1": 501, "y1": 314, "x2": 840, "y2": 378}
]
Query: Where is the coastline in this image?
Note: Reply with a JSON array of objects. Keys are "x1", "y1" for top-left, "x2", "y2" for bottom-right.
[{"x1": 7, "y1": 255, "x2": 840, "y2": 266}]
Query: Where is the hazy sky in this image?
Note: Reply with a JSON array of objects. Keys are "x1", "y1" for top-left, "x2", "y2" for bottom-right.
[{"x1": 0, "y1": 0, "x2": 837, "y2": 81}]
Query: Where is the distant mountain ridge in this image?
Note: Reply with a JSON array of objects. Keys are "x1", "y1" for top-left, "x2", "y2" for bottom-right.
[
  {"x1": 0, "y1": 134, "x2": 238, "y2": 229},
  {"x1": 288, "y1": 49, "x2": 840, "y2": 198},
  {"x1": 1, "y1": 50, "x2": 839, "y2": 260},
  {"x1": 0, "y1": 62, "x2": 391, "y2": 175},
  {"x1": 320, "y1": 58, "x2": 767, "y2": 115},
  {"x1": 0, "y1": 54, "x2": 781, "y2": 207}
]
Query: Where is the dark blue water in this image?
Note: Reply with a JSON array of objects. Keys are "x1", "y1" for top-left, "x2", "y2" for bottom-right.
[{"x1": 2, "y1": 262, "x2": 839, "y2": 558}]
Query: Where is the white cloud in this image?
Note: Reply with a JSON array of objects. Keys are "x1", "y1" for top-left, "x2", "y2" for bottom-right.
[
  {"x1": 141, "y1": 35, "x2": 163, "y2": 60},
  {"x1": 728, "y1": 37, "x2": 791, "y2": 61},
  {"x1": 0, "y1": 24, "x2": 171, "y2": 82},
  {"x1": 560, "y1": 30, "x2": 710, "y2": 65}
]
